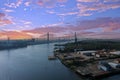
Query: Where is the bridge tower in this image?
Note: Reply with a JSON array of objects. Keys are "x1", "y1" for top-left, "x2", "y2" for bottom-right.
[
  {"x1": 47, "y1": 32, "x2": 49, "y2": 43},
  {"x1": 75, "y1": 32, "x2": 77, "y2": 43}
]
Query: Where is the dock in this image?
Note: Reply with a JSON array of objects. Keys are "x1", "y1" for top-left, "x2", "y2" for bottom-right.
[
  {"x1": 73, "y1": 61, "x2": 120, "y2": 79},
  {"x1": 56, "y1": 52, "x2": 120, "y2": 79},
  {"x1": 48, "y1": 55, "x2": 57, "y2": 60}
]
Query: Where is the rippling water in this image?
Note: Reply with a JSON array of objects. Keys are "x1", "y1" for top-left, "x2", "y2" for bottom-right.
[{"x1": 0, "y1": 43, "x2": 119, "y2": 80}]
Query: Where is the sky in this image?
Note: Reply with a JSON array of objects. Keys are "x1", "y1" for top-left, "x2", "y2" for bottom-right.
[{"x1": 0, "y1": 0, "x2": 120, "y2": 40}]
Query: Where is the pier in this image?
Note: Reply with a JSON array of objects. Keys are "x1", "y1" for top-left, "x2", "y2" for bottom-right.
[{"x1": 48, "y1": 55, "x2": 57, "y2": 60}]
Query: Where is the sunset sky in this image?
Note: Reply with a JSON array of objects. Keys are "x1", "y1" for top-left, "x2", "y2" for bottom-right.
[{"x1": 0, "y1": 0, "x2": 120, "y2": 39}]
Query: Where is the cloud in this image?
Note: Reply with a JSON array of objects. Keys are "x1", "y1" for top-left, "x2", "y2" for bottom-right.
[
  {"x1": 85, "y1": 32, "x2": 120, "y2": 39},
  {"x1": 0, "y1": 35, "x2": 8, "y2": 40},
  {"x1": 24, "y1": 25, "x2": 66, "y2": 34},
  {"x1": 0, "y1": 31, "x2": 32, "y2": 40},
  {"x1": 37, "y1": 0, "x2": 57, "y2": 8},
  {"x1": 1, "y1": 8, "x2": 14, "y2": 13},
  {"x1": 4, "y1": 0, "x2": 67, "y2": 9},
  {"x1": 0, "y1": 17, "x2": 120, "y2": 39},
  {"x1": 4, "y1": 9, "x2": 14, "y2": 13},
  {"x1": 24, "y1": 1, "x2": 31, "y2": 6},
  {"x1": 57, "y1": 0, "x2": 68, "y2": 3},
  {"x1": 0, "y1": 19, "x2": 12, "y2": 24},
  {"x1": 0, "y1": 13, "x2": 5, "y2": 18},
  {"x1": 26, "y1": 32, "x2": 42, "y2": 38},
  {"x1": 16, "y1": 0, "x2": 22, "y2": 7},
  {"x1": 20, "y1": 20, "x2": 32, "y2": 25},
  {"x1": 22, "y1": 17, "x2": 120, "y2": 39},
  {"x1": 46, "y1": 8, "x2": 78, "y2": 16},
  {"x1": 24, "y1": 21, "x2": 32, "y2": 25},
  {"x1": 37, "y1": 0, "x2": 68, "y2": 8},
  {"x1": 59, "y1": 4, "x2": 65, "y2": 7},
  {"x1": 74, "y1": 17, "x2": 120, "y2": 31},
  {"x1": 77, "y1": 0, "x2": 99, "y2": 2},
  {"x1": 65, "y1": 18, "x2": 120, "y2": 32},
  {"x1": 103, "y1": 0, "x2": 120, "y2": 3},
  {"x1": 77, "y1": 0, "x2": 120, "y2": 16},
  {"x1": 0, "y1": 12, "x2": 13, "y2": 26},
  {"x1": 103, "y1": 22, "x2": 120, "y2": 32},
  {"x1": 5, "y1": 0, "x2": 22, "y2": 8},
  {"x1": 46, "y1": 10, "x2": 56, "y2": 14},
  {"x1": 46, "y1": 23, "x2": 63, "y2": 27},
  {"x1": 57, "y1": 12, "x2": 78, "y2": 16}
]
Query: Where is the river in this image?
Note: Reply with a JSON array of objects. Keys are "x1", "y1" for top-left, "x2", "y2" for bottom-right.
[{"x1": 0, "y1": 43, "x2": 119, "y2": 80}]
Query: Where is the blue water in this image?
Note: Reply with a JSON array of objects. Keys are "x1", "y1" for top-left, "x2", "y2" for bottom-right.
[
  {"x1": 0, "y1": 43, "x2": 81, "y2": 80},
  {"x1": 0, "y1": 43, "x2": 119, "y2": 80}
]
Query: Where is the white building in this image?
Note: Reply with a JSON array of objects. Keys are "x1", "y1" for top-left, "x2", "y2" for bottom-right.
[{"x1": 110, "y1": 51, "x2": 120, "y2": 55}]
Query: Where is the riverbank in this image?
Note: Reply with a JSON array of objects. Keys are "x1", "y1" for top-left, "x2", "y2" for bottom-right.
[
  {"x1": 55, "y1": 51, "x2": 120, "y2": 80},
  {"x1": 54, "y1": 39, "x2": 120, "y2": 80},
  {"x1": 0, "y1": 39, "x2": 69, "y2": 50},
  {"x1": 0, "y1": 40, "x2": 28, "y2": 50}
]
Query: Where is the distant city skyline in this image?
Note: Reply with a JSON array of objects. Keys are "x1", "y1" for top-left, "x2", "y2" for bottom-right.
[{"x1": 0, "y1": 0, "x2": 120, "y2": 39}]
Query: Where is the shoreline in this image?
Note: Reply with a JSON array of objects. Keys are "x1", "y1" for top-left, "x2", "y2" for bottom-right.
[{"x1": 55, "y1": 52, "x2": 120, "y2": 80}]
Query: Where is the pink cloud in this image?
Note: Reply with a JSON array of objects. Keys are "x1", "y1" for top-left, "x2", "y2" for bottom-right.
[
  {"x1": 37, "y1": 0, "x2": 57, "y2": 8},
  {"x1": 103, "y1": 22, "x2": 120, "y2": 32},
  {"x1": 0, "y1": 31, "x2": 32, "y2": 40},
  {"x1": 24, "y1": 1, "x2": 31, "y2": 6},
  {"x1": 0, "y1": 13, "x2": 13, "y2": 26},
  {"x1": 86, "y1": 32, "x2": 120, "y2": 39},
  {"x1": 37, "y1": 0, "x2": 68, "y2": 8},
  {"x1": 74, "y1": 17, "x2": 120, "y2": 31},
  {"x1": 25, "y1": 26, "x2": 66, "y2": 34},
  {"x1": 77, "y1": 0, "x2": 120, "y2": 16},
  {"x1": 16, "y1": 0, "x2": 22, "y2": 7},
  {"x1": 77, "y1": 0, "x2": 99, "y2": 2},
  {"x1": 0, "y1": 13, "x2": 5, "y2": 18},
  {"x1": 37, "y1": 0, "x2": 44, "y2": 6},
  {"x1": 35, "y1": 18, "x2": 120, "y2": 33},
  {"x1": 1, "y1": 17, "x2": 119, "y2": 39},
  {"x1": 22, "y1": 17, "x2": 120, "y2": 39}
]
